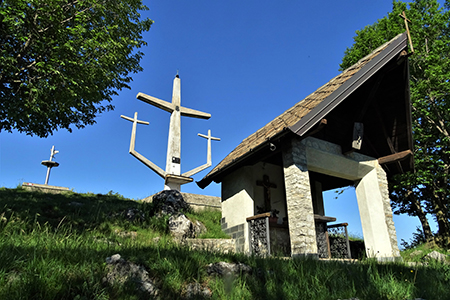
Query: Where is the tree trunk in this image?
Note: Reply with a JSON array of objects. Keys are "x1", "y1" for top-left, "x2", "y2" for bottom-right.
[
  {"x1": 433, "y1": 195, "x2": 450, "y2": 247},
  {"x1": 411, "y1": 194, "x2": 434, "y2": 243}
]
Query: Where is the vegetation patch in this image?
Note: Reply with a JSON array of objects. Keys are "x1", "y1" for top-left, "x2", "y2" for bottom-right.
[{"x1": 1, "y1": 187, "x2": 449, "y2": 299}]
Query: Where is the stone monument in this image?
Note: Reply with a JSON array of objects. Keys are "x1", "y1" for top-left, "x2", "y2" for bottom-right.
[{"x1": 121, "y1": 75, "x2": 220, "y2": 191}]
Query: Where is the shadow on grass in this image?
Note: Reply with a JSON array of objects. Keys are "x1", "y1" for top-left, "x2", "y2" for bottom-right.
[
  {"x1": 243, "y1": 257, "x2": 450, "y2": 300},
  {"x1": 0, "y1": 188, "x2": 153, "y2": 232}
]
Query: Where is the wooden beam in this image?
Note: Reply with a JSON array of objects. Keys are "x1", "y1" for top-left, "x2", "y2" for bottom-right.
[
  {"x1": 373, "y1": 102, "x2": 404, "y2": 173},
  {"x1": 246, "y1": 212, "x2": 271, "y2": 221},
  {"x1": 314, "y1": 214, "x2": 337, "y2": 223},
  {"x1": 378, "y1": 149, "x2": 412, "y2": 165}
]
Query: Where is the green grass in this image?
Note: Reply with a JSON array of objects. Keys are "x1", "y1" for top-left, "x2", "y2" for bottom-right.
[
  {"x1": 401, "y1": 241, "x2": 450, "y2": 263},
  {"x1": 1, "y1": 187, "x2": 449, "y2": 299},
  {"x1": 186, "y1": 209, "x2": 230, "y2": 239}
]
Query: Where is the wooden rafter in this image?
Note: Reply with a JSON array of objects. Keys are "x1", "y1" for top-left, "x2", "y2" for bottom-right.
[{"x1": 378, "y1": 149, "x2": 412, "y2": 165}]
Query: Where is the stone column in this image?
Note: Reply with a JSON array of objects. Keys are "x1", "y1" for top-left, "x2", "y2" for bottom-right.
[
  {"x1": 282, "y1": 138, "x2": 318, "y2": 257},
  {"x1": 376, "y1": 165, "x2": 400, "y2": 257},
  {"x1": 355, "y1": 167, "x2": 399, "y2": 260}
]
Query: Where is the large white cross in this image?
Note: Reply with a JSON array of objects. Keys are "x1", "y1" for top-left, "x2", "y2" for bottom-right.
[{"x1": 121, "y1": 75, "x2": 219, "y2": 191}]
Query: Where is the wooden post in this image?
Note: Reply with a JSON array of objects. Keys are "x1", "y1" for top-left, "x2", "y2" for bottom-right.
[{"x1": 400, "y1": 11, "x2": 414, "y2": 54}]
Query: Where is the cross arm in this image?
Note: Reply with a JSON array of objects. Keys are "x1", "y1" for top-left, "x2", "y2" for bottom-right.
[
  {"x1": 120, "y1": 115, "x2": 149, "y2": 125},
  {"x1": 180, "y1": 106, "x2": 211, "y2": 119},
  {"x1": 136, "y1": 92, "x2": 175, "y2": 113},
  {"x1": 198, "y1": 133, "x2": 221, "y2": 141},
  {"x1": 182, "y1": 129, "x2": 220, "y2": 177},
  {"x1": 130, "y1": 150, "x2": 166, "y2": 179}
]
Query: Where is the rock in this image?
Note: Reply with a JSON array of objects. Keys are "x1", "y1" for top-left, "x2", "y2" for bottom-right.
[
  {"x1": 123, "y1": 208, "x2": 146, "y2": 221},
  {"x1": 192, "y1": 219, "x2": 207, "y2": 236},
  {"x1": 423, "y1": 250, "x2": 448, "y2": 262},
  {"x1": 106, "y1": 254, "x2": 123, "y2": 264},
  {"x1": 104, "y1": 254, "x2": 159, "y2": 297},
  {"x1": 169, "y1": 214, "x2": 206, "y2": 240},
  {"x1": 184, "y1": 282, "x2": 212, "y2": 299},
  {"x1": 206, "y1": 262, "x2": 252, "y2": 277},
  {"x1": 152, "y1": 190, "x2": 191, "y2": 216}
]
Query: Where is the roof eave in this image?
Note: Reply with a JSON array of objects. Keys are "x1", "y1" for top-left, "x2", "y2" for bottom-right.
[{"x1": 289, "y1": 32, "x2": 409, "y2": 137}]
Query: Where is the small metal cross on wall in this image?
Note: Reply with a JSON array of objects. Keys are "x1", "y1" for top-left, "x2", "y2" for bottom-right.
[{"x1": 256, "y1": 175, "x2": 277, "y2": 212}]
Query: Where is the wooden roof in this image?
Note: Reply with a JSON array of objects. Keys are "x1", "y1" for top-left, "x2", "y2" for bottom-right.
[{"x1": 198, "y1": 33, "x2": 412, "y2": 189}]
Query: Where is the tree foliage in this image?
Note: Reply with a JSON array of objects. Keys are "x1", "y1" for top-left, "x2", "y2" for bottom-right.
[
  {"x1": 0, "y1": 0, "x2": 153, "y2": 137},
  {"x1": 341, "y1": 0, "x2": 450, "y2": 246}
]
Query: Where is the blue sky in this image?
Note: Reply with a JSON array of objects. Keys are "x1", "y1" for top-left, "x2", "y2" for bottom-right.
[{"x1": 0, "y1": 0, "x2": 439, "y2": 247}]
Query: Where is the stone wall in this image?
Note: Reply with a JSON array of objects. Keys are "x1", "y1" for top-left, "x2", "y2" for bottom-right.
[
  {"x1": 142, "y1": 192, "x2": 221, "y2": 212},
  {"x1": 181, "y1": 193, "x2": 221, "y2": 211}
]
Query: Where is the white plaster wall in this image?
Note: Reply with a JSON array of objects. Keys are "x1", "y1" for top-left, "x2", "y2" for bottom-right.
[
  {"x1": 221, "y1": 162, "x2": 286, "y2": 252},
  {"x1": 222, "y1": 166, "x2": 254, "y2": 252}
]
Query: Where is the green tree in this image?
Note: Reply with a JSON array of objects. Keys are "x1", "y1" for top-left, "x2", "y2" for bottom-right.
[
  {"x1": 340, "y1": 0, "x2": 450, "y2": 246},
  {"x1": 0, "y1": 0, "x2": 153, "y2": 137}
]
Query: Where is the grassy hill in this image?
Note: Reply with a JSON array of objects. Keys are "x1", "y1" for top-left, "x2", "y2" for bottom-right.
[{"x1": 0, "y1": 187, "x2": 449, "y2": 300}]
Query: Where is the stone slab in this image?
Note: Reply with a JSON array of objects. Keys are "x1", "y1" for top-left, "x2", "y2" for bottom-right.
[{"x1": 22, "y1": 182, "x2": 70, "y2": 194}]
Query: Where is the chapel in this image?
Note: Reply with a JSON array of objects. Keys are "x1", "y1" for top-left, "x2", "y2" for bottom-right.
[{"x1": 198, "y1": 33, "x2": 413, "y2": 260}]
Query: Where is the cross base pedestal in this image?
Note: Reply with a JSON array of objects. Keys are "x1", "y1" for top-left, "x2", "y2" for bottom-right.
[
  {"x1": 164, "y1": 174, "x2": 193, "y2": 191},
  {"x1": 41, "y1": 160, "x2": 59, "y2": 167}
]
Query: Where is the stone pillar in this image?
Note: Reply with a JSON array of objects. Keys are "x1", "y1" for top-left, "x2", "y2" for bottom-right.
[
  {"x1": 376, "y1": 165, "x2": 400, "y2": 257},
  {"x1": 282, "y1": 138, "x2": 318, "y2": 257},
  {"x1": 355, "y1": 167, "x2": 399, "y2": 260}
]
